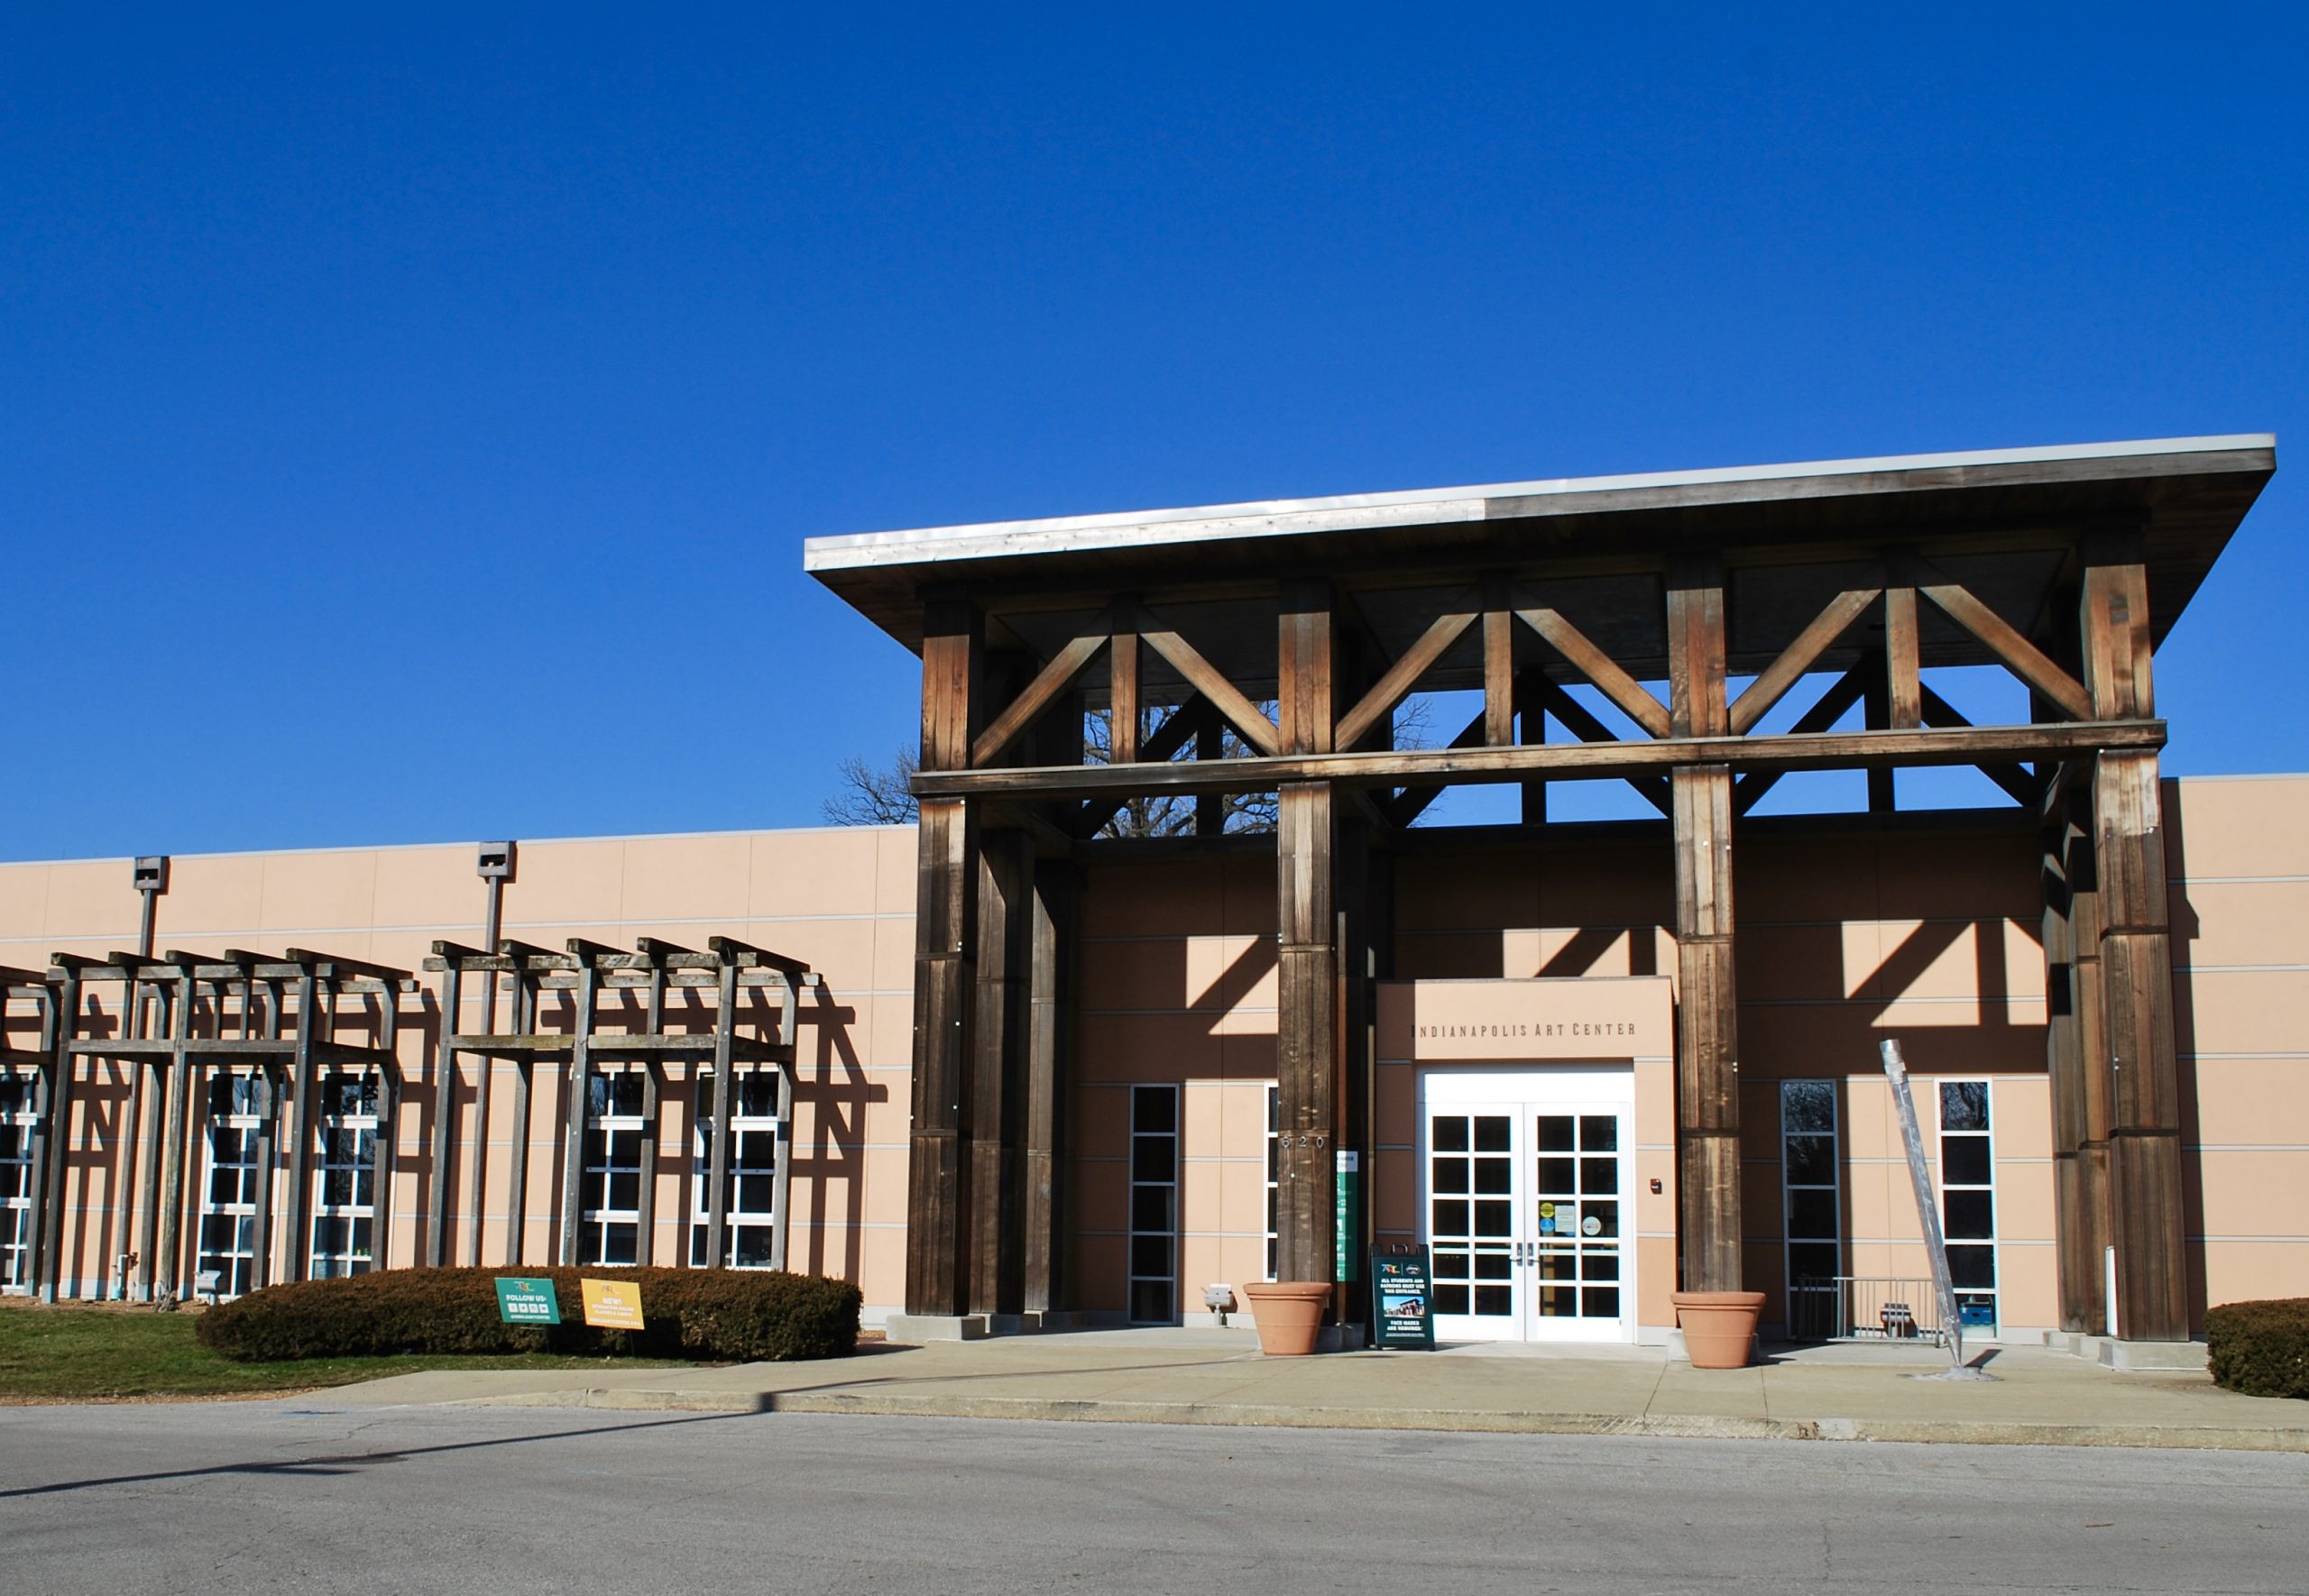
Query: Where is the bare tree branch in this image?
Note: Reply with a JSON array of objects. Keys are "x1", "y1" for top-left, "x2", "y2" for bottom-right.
[{"x1": 823, "y1": 748, "x2": 920, "y2": 825}]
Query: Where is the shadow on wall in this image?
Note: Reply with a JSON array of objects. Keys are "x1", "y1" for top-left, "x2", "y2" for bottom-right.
[
  {"x1": 795, "y1": 983, "x2": 879, "y2": 1283},
  {"x1": 2164, "y1": 783, "x2": 2209, "y2": 1331}
]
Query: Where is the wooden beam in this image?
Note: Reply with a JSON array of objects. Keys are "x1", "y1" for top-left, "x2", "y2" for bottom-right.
[
  {"x1": 1517, "y1": 607, "x2": 1670, "y2": 738},
  {"x1": 1275, "y1": 574, "x2": 1338, "y2": 1289},
  {"x1": 1527, "y1": 674, "x2": 1671, "y2": 816},
  {"x1": 1918, "y1": 683, "x2": 2038, "y2": 805},
  {"x1": 1482, "y1": 577, "x2": 1515, "y2": 748},
  {"x1": 1666, "y1": 554, "x2": 1741, "y2": 1295},
  {"x1": 1072, "y1": 693, "x2": 1212, "y2": 839},
  {"x1": 914, "y1": 718, "x2": 2166, "y2": 802},
  {"x1": 1884, "y1": 587, "x2": 1922, "y2": 731},
  {"x1": 1731, "y1": 664, "x2": 1869, "y2": 817},
  {"x1": 1022, "y1": 862, "x2": 1073, "y2": 1316},
  {"x1": 1902, "y1": 555, "x2": 2093, "y2": 721},
  {"x1": 968, "y1": 829, "x2": 1032, "y2": 1315},
  {"x1": 1726, "y1": 586, "x2": 1881, "y2": 735},
  {"x1": 1136, "y1": 605, "x2": 1282, "y2": 756},
  {"x1": 2081, "y1": 533, "x2": 2185, "y2": 1341},
  {"x1": 1386, "y1": 709, "x2": 1486, "y2": 828},
  {"x1": 971, "y1": 629, "x2": 1109, "y2": 768},
  {"x1": 1334, "y1": 607, "x2": 1475, "y2": 752},
  {"x1": 1109, "y1": 626, "x2": 1139, "y2": 766},
  {"x1": 907, "y1": 598, "x2": 980, "y2": 1316}
]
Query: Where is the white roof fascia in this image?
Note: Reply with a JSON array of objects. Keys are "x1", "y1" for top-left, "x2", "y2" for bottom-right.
[{"x1": 802, "y1": 435, "x2": 2274, "y2": 573}]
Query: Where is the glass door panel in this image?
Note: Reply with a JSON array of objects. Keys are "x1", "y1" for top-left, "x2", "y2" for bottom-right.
[
  {"x1": 1427, "y1": 1111, "x2": 1520, "y2": 1337},
  {"x1": 1525, "y1": 1111, "x2": 1625, "y2": 1336}
]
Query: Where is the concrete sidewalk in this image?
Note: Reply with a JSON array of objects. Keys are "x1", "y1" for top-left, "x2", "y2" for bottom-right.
[{"x1": 315, "y1": 1328, "x2": 2309, "y2": 1451}]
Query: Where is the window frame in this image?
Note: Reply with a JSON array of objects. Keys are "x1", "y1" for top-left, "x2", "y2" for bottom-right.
[
  {"x1": 1127, "y1": 1084, "x2": 1180, "y2": 1325},
  {"x1": 691, "y1": 1069, "x2": 780, "y2": 1269},
  {"x1": 0, "y1": 1071, "x2": 38, "y2": 1292},
  {"x1": 577, "y1": 1069, "x2": 649, "y2": 1268},
  {"x1": 1935, "y1": 1078, "x2": 1999, "y2": 1333},
  {"x1": 308, "y1": 1070, "x2": 380, "y2": 1280},
  {"x1": 1779, "y1": 1078, "x2": 1842, "y2": 1335}
]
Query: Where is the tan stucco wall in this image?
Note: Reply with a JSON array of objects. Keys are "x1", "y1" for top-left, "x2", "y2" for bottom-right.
[
  {"x1": 5, "y1": 772, "x2": 2303, "y2": 1335},
  {"x1": 0, "y1": 827, "x2": 917, "y2": 1314}
]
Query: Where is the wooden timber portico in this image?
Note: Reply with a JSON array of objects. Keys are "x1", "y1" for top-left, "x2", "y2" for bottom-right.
[{"x1": 806, "y1": 436, "x2": 2274, "y2": 1343}]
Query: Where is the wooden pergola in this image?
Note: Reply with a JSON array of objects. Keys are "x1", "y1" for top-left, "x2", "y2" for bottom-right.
[
  {"x1": 422, "y1": 935, "x2": 815, "y2": 1270},
  {"x1": 808, "y1": 435, "x2": 2275, "y2": 1343},
  {"x1": 34, "y1": 948, "x2": 416, "y2": 1303}
]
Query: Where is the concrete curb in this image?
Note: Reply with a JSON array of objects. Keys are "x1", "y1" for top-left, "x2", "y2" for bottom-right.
[{"x1": 454, "y1": 1385, "x2": 2309, "y2": 1452}]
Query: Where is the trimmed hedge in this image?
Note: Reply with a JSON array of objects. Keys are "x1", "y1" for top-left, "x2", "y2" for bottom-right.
[
  {"x1": 195, "y1": 1266, "x2": 860, "y2": 1364},
  {"x1": 2206, "y1": 1298, "x2": 2309, "y2": 1399}
]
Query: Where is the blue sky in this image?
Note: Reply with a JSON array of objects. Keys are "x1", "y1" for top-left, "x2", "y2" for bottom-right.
[{"x1": 5, "y1": 6, "x2": 2303, "y2": 856}]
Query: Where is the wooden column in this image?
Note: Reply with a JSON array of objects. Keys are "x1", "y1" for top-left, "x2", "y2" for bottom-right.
[
  {"x1": 33, "y1": 974, "x2": 77, "y2": 1301},
  {"x1": 424, "y1": 964, "x2": 460, "y2": 1267},
  {"x1": 148, "y1": 974, "x2": 196, "y2": 1300},
  {"x1": 2081, "y1": 531, "x2": 2187, "y2": 1341},
  {"x1": 281, "y1": 970, "x2": 320, "y2": 1282},
  {"x1": 557, "y1": 963, "x2": 598, "y2": 1265},
  {"x1": 1022, "y1": 860, "x2": 1074, "y2": 1316},
  {"x1": 2044, "y1": 788, "x2": 2111, "y2": 1333},
  {"x1": 906, "y1": 598, "x2": 981, "y2": 1316},
  {"x1": 1274, "y1": 574, "x2": 1338, "y2": 1288},
  {"x1": 503, "y1": 970, "x2": 537, "y2": 1267},
  {"x1": 1668, "y1": 555, "x2": 1743, "y2": 1292},
  {"x1": 968, "y1": 826, "x2": 1032, "y2": 1316},
  {"x1": 249, "y1": 1064, "x2": 279, "y2": 1291},
  {"x1": 768, "y1": 971, "x2": 799, "y2": 1273}
]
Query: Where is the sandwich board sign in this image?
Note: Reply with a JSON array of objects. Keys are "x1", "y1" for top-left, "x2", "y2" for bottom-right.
[
  {"x1": 1369, "y1": 1243, "x2": 1436, "y2": 1350},
  {"x1": 580, "y1": 1277, "x2": 646, "y2": 1331},
  {"x1": 494, "y1": 1277, "x2": 562, "y2": 1325}
]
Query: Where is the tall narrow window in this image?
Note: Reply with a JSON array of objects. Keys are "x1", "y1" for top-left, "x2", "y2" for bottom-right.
[
  {"x1": 1265, "y1": 1084, "x2": 1280, "y2": 1281},
  {"x1": 692, "y1": 1071, "x2": 778, "y2": 1268},
  {"x1": 1937, "y1": 1080, "x2": 1997, "y2": 1331},
  {"x1": 578, "y1": 1071, "x2": 647, "y2": 1267},
  {"x1": 1780, "y1": 1079, "x2": 1841, "y2": 1336},
  {"x1": 1128, "y1": 1085, "x2": 1179, "y2": 1324},
  {"x1": 0, "y1": 1073, "x2": 35, "y2": 1291},
  {"x1": 308, "y1": 1072, "x2": 378, "y2": 1279},
  {"x1": 198, "y1": 1072, "x2": 266, "y2": 1298}
]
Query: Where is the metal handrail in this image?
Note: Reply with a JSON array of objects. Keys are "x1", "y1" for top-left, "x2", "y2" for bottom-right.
[{"x1": 1789, "y1": 1275, "x2": 1951, "y2": 1346}]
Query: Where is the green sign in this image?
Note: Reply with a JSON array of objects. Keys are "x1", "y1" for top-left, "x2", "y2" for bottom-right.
[
  {"x1": 1335, "y1": 1151, "x2": 1361, "y2": 1283},
  {"x1": 494, "y1": 1276, "x2": 562, "y2": 1325},
  {"x1": 1369, "y1": 1243, "x2": 1435, "y2": 1350}
]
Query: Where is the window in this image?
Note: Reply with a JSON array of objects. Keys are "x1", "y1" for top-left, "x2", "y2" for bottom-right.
[
  {"x1": 578, "y1": 1071, "x2": 647, "y2": 1267},
  {"x1": 692, "y1": 1071, "x2": 778, "y2": 1268},
  {"x1": 198, "y1": 1072, "x2": 266, "y2": 1298},
  {"x1": 1780, "y1": 1080, "x2": 1841, "y2": 1336},
  {"x1": 1128, "y1": 1085, "x2": 1179, "y2": 1323},
  {"x1": 1265, "y1": 1084, "x2": 1280, "y2": 1281},
  {"x1": 0, "y1": 1073, "x2": 35, "y2": 1290},
  {"x1": 308, "y1": 1072, "x2": 379, "y2": 1279},
  {"x1": 1937, "y1": 1079, "x2": 1997, "y2": 1331}
]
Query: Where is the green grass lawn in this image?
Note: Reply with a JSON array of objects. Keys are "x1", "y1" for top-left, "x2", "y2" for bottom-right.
[{"x1": 0, "y1": 1306, "x2": 695, "y2": 1402}]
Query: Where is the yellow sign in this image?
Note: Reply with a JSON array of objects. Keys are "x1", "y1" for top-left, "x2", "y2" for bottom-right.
[{"x1": 579, "y1": 1277, "x2": 646, "y2": 1331}]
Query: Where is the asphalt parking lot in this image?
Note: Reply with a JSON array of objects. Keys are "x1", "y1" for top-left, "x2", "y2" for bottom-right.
[{"x1": 3, "y1": 1400, "x2": 2304, "y2": 1594}]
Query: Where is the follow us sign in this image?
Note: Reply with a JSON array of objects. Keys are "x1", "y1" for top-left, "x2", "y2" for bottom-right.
[{"x1": 493, "y1": 1277, "x2": 562, "y2": 1325}]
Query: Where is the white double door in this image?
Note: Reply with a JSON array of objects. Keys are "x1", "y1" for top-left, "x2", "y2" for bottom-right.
[{"x1": 1420, "y1": 1067, "x2": 1636, "y2": 1344}]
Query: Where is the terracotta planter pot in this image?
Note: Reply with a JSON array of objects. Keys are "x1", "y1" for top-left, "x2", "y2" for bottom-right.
[
  {"x1": 1242, "y1": 1280, "x2": 1332, "y2": 1356},
  {"x1": 1672, "y1": 1289, "x2": 1768, "y2": 1369}
]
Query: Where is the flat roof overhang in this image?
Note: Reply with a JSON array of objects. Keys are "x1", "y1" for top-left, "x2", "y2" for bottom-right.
[{"x1": 804, "y1": 436, "x2": 2276, "y2": 666}]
